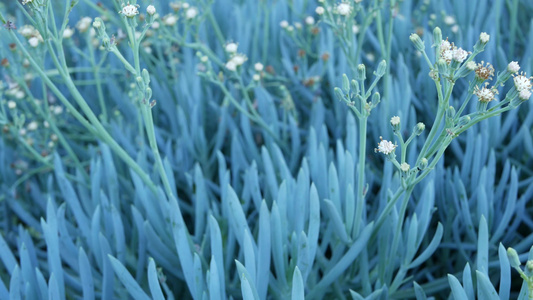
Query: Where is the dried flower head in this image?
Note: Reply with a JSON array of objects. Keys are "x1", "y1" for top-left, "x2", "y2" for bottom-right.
[
  {"x1": 474, "y1": 83, "x2": 498, "y2": 103},
  {"x1": 375, "y1": 137, "x2": 397, "y2": 155},
  {"x1": 475, "y1": 61, "x2": 494, "y2": 81},
  {"x1": 513, "y1": 72, "x2": 532, "y2": 92}
]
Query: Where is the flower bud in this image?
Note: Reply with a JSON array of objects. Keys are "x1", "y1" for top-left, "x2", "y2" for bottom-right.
[
  {"x1": 437, "y1": 58, "x2": 448, "y2": 74},
  {"x1": 342, "y1": 74, "x2": 350, "y2": 93},
  {"x1": 433, "y1": 27, "x2": 442, "y2": 48},
  {"x1": 414, "y1": 122, "x2": 425, "y2": 135},
  {"x1": 334, "y1": 87, "x2": 345, "y2": 102},
  {"x1": 457, "y1": 115, "x2": 470, "y2": 127},
  {"x1": 446, "y1": 106, "x2": 455, "y2": 119},
  {"x1": 147, "y1": 5, "x2": 156, "y2": 16},
  {"x1": 400, "y1": 162, "x2": 410, "y2": 172},
  {"x1": 527, "y1": 260, "x2": 533, "y2": 273},
  {"x1": 142, "y1": 69, "x2": 151, "y2": 85},
  {"x1": 376, "y1": 60, "x2": 387, "y2": 77},
  {"x1": 146, "y1": 87, "x2": 152, "y2": 100},
  {"x1": 371, "y1": 92, "x2": 380, "y2": 107},
  {"x1": 351, "y1": 80, "x2": 360, "y2": 96},
  {"x1": 419, "y1": 158, "x2": 428, "y2": 170},
  {"x1": 507, "y1": 247, "x2": 521, "y2": 268},
  {"x1": 390, "y1": 116, "x2": 400, "y2": 131},
  {"x1": 357, "y1": 64, "x2": 366, "y2": 81},
  {"x1": 409, "y1": 33, "x2": 425, "y2": 52}
]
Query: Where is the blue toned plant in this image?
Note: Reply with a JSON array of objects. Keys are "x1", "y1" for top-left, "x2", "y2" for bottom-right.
[{"x1": 0, "y1": 0, "x2": 533, "y2": 299}]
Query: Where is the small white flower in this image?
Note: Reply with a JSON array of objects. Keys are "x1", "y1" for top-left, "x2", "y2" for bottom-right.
[
  {"x1": 305, "y1": 16, "x2": 315, "y2": 25},
  {"x1": 352, "y1": 24, "x2": 360, "y2": 34},
  {"x1": 337, "y1": 3, "x2": 352, "y2": 16},
  {"x1": 231, "y1": 54, "x2": 247, "y2": 66},
  {"x1": 444, "y1": 15, "x2": 455, "y2": 25},
  {"x1": 163, "y1": 14, "x2": 178, "y2": 26},
  {"x1": 182, "y1": 2, "x2": 190, "y2": 9},
  {"x1": 519, "y1": 89, "x2": 532, "y2": 100},
  {"x1": 22, "y1": 0, "x2": 33, "y2": 5},
  {"x1": 28, "y1": 37, "x2": 39, "y2": 47},
  {"x1": 121, "y1": 4, "x2": 139, "y2": 18},
  {"x1": 53, "y1": 106, "x2": 63, "y2": 115},
  {"x1": 440, "y1": 40, "x2": 451, "y2": 51},
  {"x1": 225, "y1": 42, "x2": 238, "y2": 53},
  {"x1": 63, "y1": 27, "x2": 74, "y2": 39},
  {"x1": 466, "y1": 61, "x2": 477, "y2": 70},
  {"x1": 185, "y1": 7, "x2": 198, "y2": 19},
  {"x1": 286, "y1": 25, "x2": 294, "y2": 32},
  {"x1": 76, "y1": 17, "x2": 93, "y2": 33},
  {"x1": 92, "y1": 19, "x2": 102, "y2": 29},
  {"x1": 375, "y1": 137, "x2": 397, "y2": 155},
  {"x1": 479, "y1": 32, "x2": 490, "y2": 44},
  {"x1": 19, "y1": 128, "x2": 27, "y2": 136},
  {"x1": 7, "y1": 101, "x2": 16, "y2": 109},
  {"x1": 513, "y1": 74, "x2": 532, "y2": 92},
  {"x1": 294, "y1": 22, "x2": 302, "y2": 30},
  {"x1": 27, "y1": 121, "x2": 38, "y2": 131},
  {"x1": 441, "y1": 49, "x2": 454, "y2": 63},
  {"x1": 390, "y1": 116, "x2": 400, "y2": 126},
  {"x1": 280, "y1": 20, "x2": 289, "y2": 28},
  {"x1": 474, "y1": 84, "x2": 497, "y2": 103},
  {"x1": 254, "y1": 63, "x2": 264, "y2": 72},
  {"x1": 200, "y1": 56, "x2": 208, "y2": 63},
  {"x1": 315, "y1": 7, "x2": 325, "y2": 15},
  {"x1": 253, "y1": 74, "x2": 261, "y2": 81},
  {"x1": 451, "y1": 25, "x2": 459, "y2": 33},
  {"x1": 51, "y1": 134, "x2": 58, "y2": 141},
  {"x1": 147, "y1": 5, "x2": 156, "y2": 16},
  {"x1": 400, "y1": 162, "x2": 410, "y2": 172},
  {"x1": 452, "y1": 48, "x2": 468, "y2": 63},
  {"x1": 15, "y1": 90, "x2": 25, "y2": 99},
  {"x1": 225, "y1": 60, "x2": 237, "y2": 71},
  {"x1": 19, "y1": 25, "x2": 36, "y2": 37},
  {"x1": 151, "y1": 21, "x2": 160, "y2": 29},
  {"x1": 508, "y1": 61, "x2": 520, "y2": 73}
]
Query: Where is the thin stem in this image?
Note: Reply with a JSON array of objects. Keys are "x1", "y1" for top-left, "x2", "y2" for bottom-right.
[{"x1": 354, "y1": 116, "x2": 367, "y2": 236}]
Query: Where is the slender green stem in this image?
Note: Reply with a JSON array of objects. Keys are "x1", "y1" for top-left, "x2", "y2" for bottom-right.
[{"x1": 354, "y1": 116, "x2": 367, "y2": 236}]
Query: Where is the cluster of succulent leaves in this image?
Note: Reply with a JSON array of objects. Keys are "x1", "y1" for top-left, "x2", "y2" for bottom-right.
[{"x1": 0, "y1": 0, "x2": 533, "y2": 299}]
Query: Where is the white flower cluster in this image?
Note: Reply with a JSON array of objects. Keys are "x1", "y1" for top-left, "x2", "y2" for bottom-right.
[
  {"x1": 375, "y1": 137, "x2": 397, "y2": 155},
  {"x1": 18, "y1": 25, "x2": 43, "y2": 47},
  {"x1": 440, "y1": 39, "x2": 468, "y2": 64},
  {"x1": 336, "y1": 3, "x2": 352, "y2": 16},
  {"x1": 224, "y1": 43, "x2": 247, "y2": 71},
  {"x1": 513, "y1": 72, "x2": 533, "y2": 101},
  {"x1": 474, "y1": 83, "x2": 497, "y2": 103},
  {"x1": 120, "y1": 4, "x2": 139, "y2": 18},
  {"x1": 76, "y1": 17, "x2": 93, "y2": 33}
]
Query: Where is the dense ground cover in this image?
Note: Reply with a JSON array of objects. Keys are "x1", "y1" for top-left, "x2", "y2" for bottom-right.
[{"x1": 1, "y1": 0, "x2": 533, "y2": 299}]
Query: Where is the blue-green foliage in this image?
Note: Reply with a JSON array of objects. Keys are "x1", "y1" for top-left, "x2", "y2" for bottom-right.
[{"x1": 0, "y1": 0, "x2": 532, "y2": 299}]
